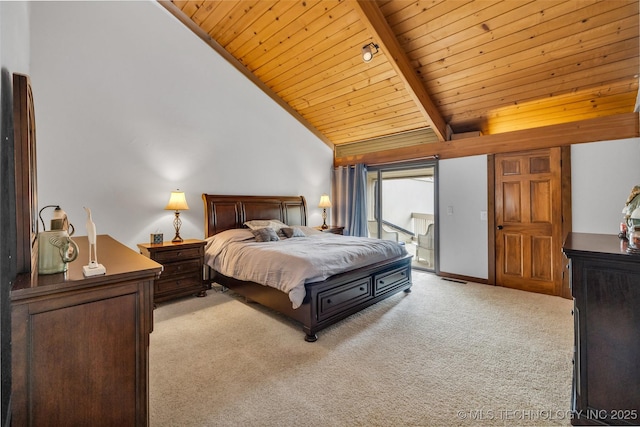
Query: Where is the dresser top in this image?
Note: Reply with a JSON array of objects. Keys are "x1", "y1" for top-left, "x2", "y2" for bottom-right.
[
  {"x1": 12, "y1": 234, "x2": 162, "y2": 301},
  {"x1": 563, "y1": 232, "x2": 637, "y2": 259}
]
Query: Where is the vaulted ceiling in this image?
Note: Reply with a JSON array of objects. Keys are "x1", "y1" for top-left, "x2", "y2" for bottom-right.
[{"x1": 161, "y1": 0, "x2": 639, "y2": 163}]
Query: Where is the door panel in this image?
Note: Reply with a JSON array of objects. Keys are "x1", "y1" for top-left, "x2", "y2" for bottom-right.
[
  {"x1": 503, "y1": 182, "x2": 521, "y2": 221},
  {"x1": 503, "y1": 234, "x2": 523, "y2": 276},
  {"x1": 531, "y1": 180, "x2": 551, "y2": 222},
  {"x1": 531, "y1": 236, "x2": 553, "y2": 281},
  {"x1": 495, "y1": 148, "x2": 563, "y2": 295}
]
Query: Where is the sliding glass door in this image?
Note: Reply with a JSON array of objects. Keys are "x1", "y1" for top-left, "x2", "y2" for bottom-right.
[{"x1": 366, "y1": 162, "x2": 437, "y2": 271}]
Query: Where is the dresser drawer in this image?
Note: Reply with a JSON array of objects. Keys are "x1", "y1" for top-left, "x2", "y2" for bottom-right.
[
  {"x1": 318, "y1": 278, "x2": 371, "y2": 321},
  {"x1": 152, "y1": 247, "x2": 202, "y2": 263},
  {"x1": 161, "y1": 259, "x2": 202, "y2": 278},
  {"x1": 374, "y1": 266, "x2": 410, "y2": 295}
]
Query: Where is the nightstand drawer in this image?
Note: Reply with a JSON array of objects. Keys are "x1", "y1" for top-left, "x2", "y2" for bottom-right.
[
  {"x1": 162, "y1": 259, "x2": 202, "y2": 277},
  {"x1": 155, "y1": 272, "x2": 202, "y2": 294},
  {"x1": 152, "y1": 247, "x2": 202, "y2": 263}
]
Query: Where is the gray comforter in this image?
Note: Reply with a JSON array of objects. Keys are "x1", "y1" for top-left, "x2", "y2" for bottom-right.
[{"x1": 205, "y1": 227, "x2": 407, "y2": 308}]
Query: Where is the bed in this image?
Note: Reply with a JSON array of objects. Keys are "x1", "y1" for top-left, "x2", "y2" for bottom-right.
[{"x1": 202, "y1": 194, "x2": 412, "y2": 341}]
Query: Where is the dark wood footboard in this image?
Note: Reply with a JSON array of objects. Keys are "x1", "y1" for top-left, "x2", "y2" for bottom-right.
[{"x1": 211, "y1": 254, "x2": 412, "y2": 341}]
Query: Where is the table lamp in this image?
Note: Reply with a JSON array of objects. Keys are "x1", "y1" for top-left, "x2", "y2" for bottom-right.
[
  {"x1": 165, "y1": 190, "x2": 189, "y2": 243},
  {"x1": 318, "y1": 194, "x2": 332, "y2": 229}
]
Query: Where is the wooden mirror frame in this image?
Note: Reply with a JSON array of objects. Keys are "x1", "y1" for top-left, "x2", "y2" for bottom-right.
[{"x1": 13, "y1": 73, "x2": 38, "y2": 275}]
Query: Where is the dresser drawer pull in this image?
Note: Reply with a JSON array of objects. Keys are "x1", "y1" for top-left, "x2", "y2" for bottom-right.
[
  {"x1": 379, "y1": 280, "x2": 384, "y2": 285},
  {"x1": 327, "y1": 299, "x2": 332, "y2": 304},
  {"x1": 360, "y1": 286, "x2": 365, "y2": 291}
]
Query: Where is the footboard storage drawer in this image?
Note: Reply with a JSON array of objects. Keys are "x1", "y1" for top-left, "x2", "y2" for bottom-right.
[
  {"x1": 318, "y1": 278, "x2": 371, "y2": 321},
  {"x1": 374, "y1": 266, "x2": 410, "y2": 295}
]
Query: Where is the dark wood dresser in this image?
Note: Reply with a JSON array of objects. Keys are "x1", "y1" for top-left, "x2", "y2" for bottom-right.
[
  {"x1": 11, "y1": 235, "x2": 162, "y2": 427},
  {"x1": 137, "y1": 239, "x2": 206, "y2": 303},
  {"x1": 563, "y1": 233, "x2": 640, "y2": 426}
]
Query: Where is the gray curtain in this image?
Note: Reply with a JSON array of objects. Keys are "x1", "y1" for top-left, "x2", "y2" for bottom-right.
[{"x1": 332, "y1": 164, "x2": 367, "y2": 237}]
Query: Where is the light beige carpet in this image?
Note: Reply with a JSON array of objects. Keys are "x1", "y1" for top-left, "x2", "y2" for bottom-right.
[{"x1": 150, "y1": 271, "x2": 574, "y2": 426}]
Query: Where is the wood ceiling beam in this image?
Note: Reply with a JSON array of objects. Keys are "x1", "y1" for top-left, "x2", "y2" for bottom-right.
[
  {"x1": 350, "y1": 0, "x2": 448, "y2": 142},
  {"x1": 334, "y1": 112, "x2": 640, "y2": 166}
]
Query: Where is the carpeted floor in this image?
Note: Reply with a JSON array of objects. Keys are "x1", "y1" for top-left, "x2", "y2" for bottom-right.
[{"x1": 149, "y1": 271, "x2": 574, "y2": 426}]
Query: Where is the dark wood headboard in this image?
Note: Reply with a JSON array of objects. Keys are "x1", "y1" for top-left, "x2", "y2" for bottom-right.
[{"x1": 202, "y1": 194, "x2": 307, "y2": 238}]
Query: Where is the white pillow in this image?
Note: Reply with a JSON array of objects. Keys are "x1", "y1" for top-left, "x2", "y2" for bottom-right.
[
  {"x1": 212, "y1": 228, "x2": 255, "y2": 243},
  {"x1": 297, "y1": 226, "x2": 323, "y2": 235},
  {"x1": 243, "y1": 219, "x2": 288, "y2": 231}
]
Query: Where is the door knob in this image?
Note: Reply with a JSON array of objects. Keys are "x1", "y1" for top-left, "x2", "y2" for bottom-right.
[{"x1": 497, "y1": 225, "x2": 504, "y2": 230}]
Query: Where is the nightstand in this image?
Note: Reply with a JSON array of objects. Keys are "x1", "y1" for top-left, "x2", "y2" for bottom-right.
[
  {"x1": 137, "y1": 239, "x2": 206, "y2": 303},
  {"x1": 315, "y1": 226, "x2": 344, "y2": 235}
]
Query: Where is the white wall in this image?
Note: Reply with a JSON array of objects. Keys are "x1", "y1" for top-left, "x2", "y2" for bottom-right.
[
  {"x1": 1, "y1": 2, "x2": 29, "y2": 73},
  {"x1": 439, "y1": 156, "x2": 489, "y2": 279},
  {"x1": 29, "y1": 1, "x2": 333, "y2": 249},
  {"x1": 571, "y1": 138, "x2": 640, "y2": 234}
]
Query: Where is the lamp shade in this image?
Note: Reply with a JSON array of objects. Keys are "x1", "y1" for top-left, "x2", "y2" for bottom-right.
[
  {"x1": 318, "y1": 194, "x2": 332, "y2": 208},
  {"x1": 165, "y1": 191, "x2": 189, "y2": 211}
]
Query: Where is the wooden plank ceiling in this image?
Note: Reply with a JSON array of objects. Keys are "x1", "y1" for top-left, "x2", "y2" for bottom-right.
[{"x1": 163, "y1": 0, "x2": 639, "y2": 161}]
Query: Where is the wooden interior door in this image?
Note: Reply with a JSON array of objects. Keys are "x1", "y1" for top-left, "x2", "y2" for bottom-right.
[{"x1": 495, "y1": 148, "x2": 565, "y2": 296}]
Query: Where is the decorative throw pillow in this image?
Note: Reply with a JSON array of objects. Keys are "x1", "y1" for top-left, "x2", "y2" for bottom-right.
[
  {"x1": 251, "y1": 227, "x2": 280, "y2": 242},
  {"x1": 281, "y1": 227, "x2": 306, "y2": 238}
]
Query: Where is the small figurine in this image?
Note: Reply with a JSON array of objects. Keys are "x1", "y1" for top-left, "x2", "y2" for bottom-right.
[{"x1": 82, "y1": 207, "x2": 106, "y2": 277}]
